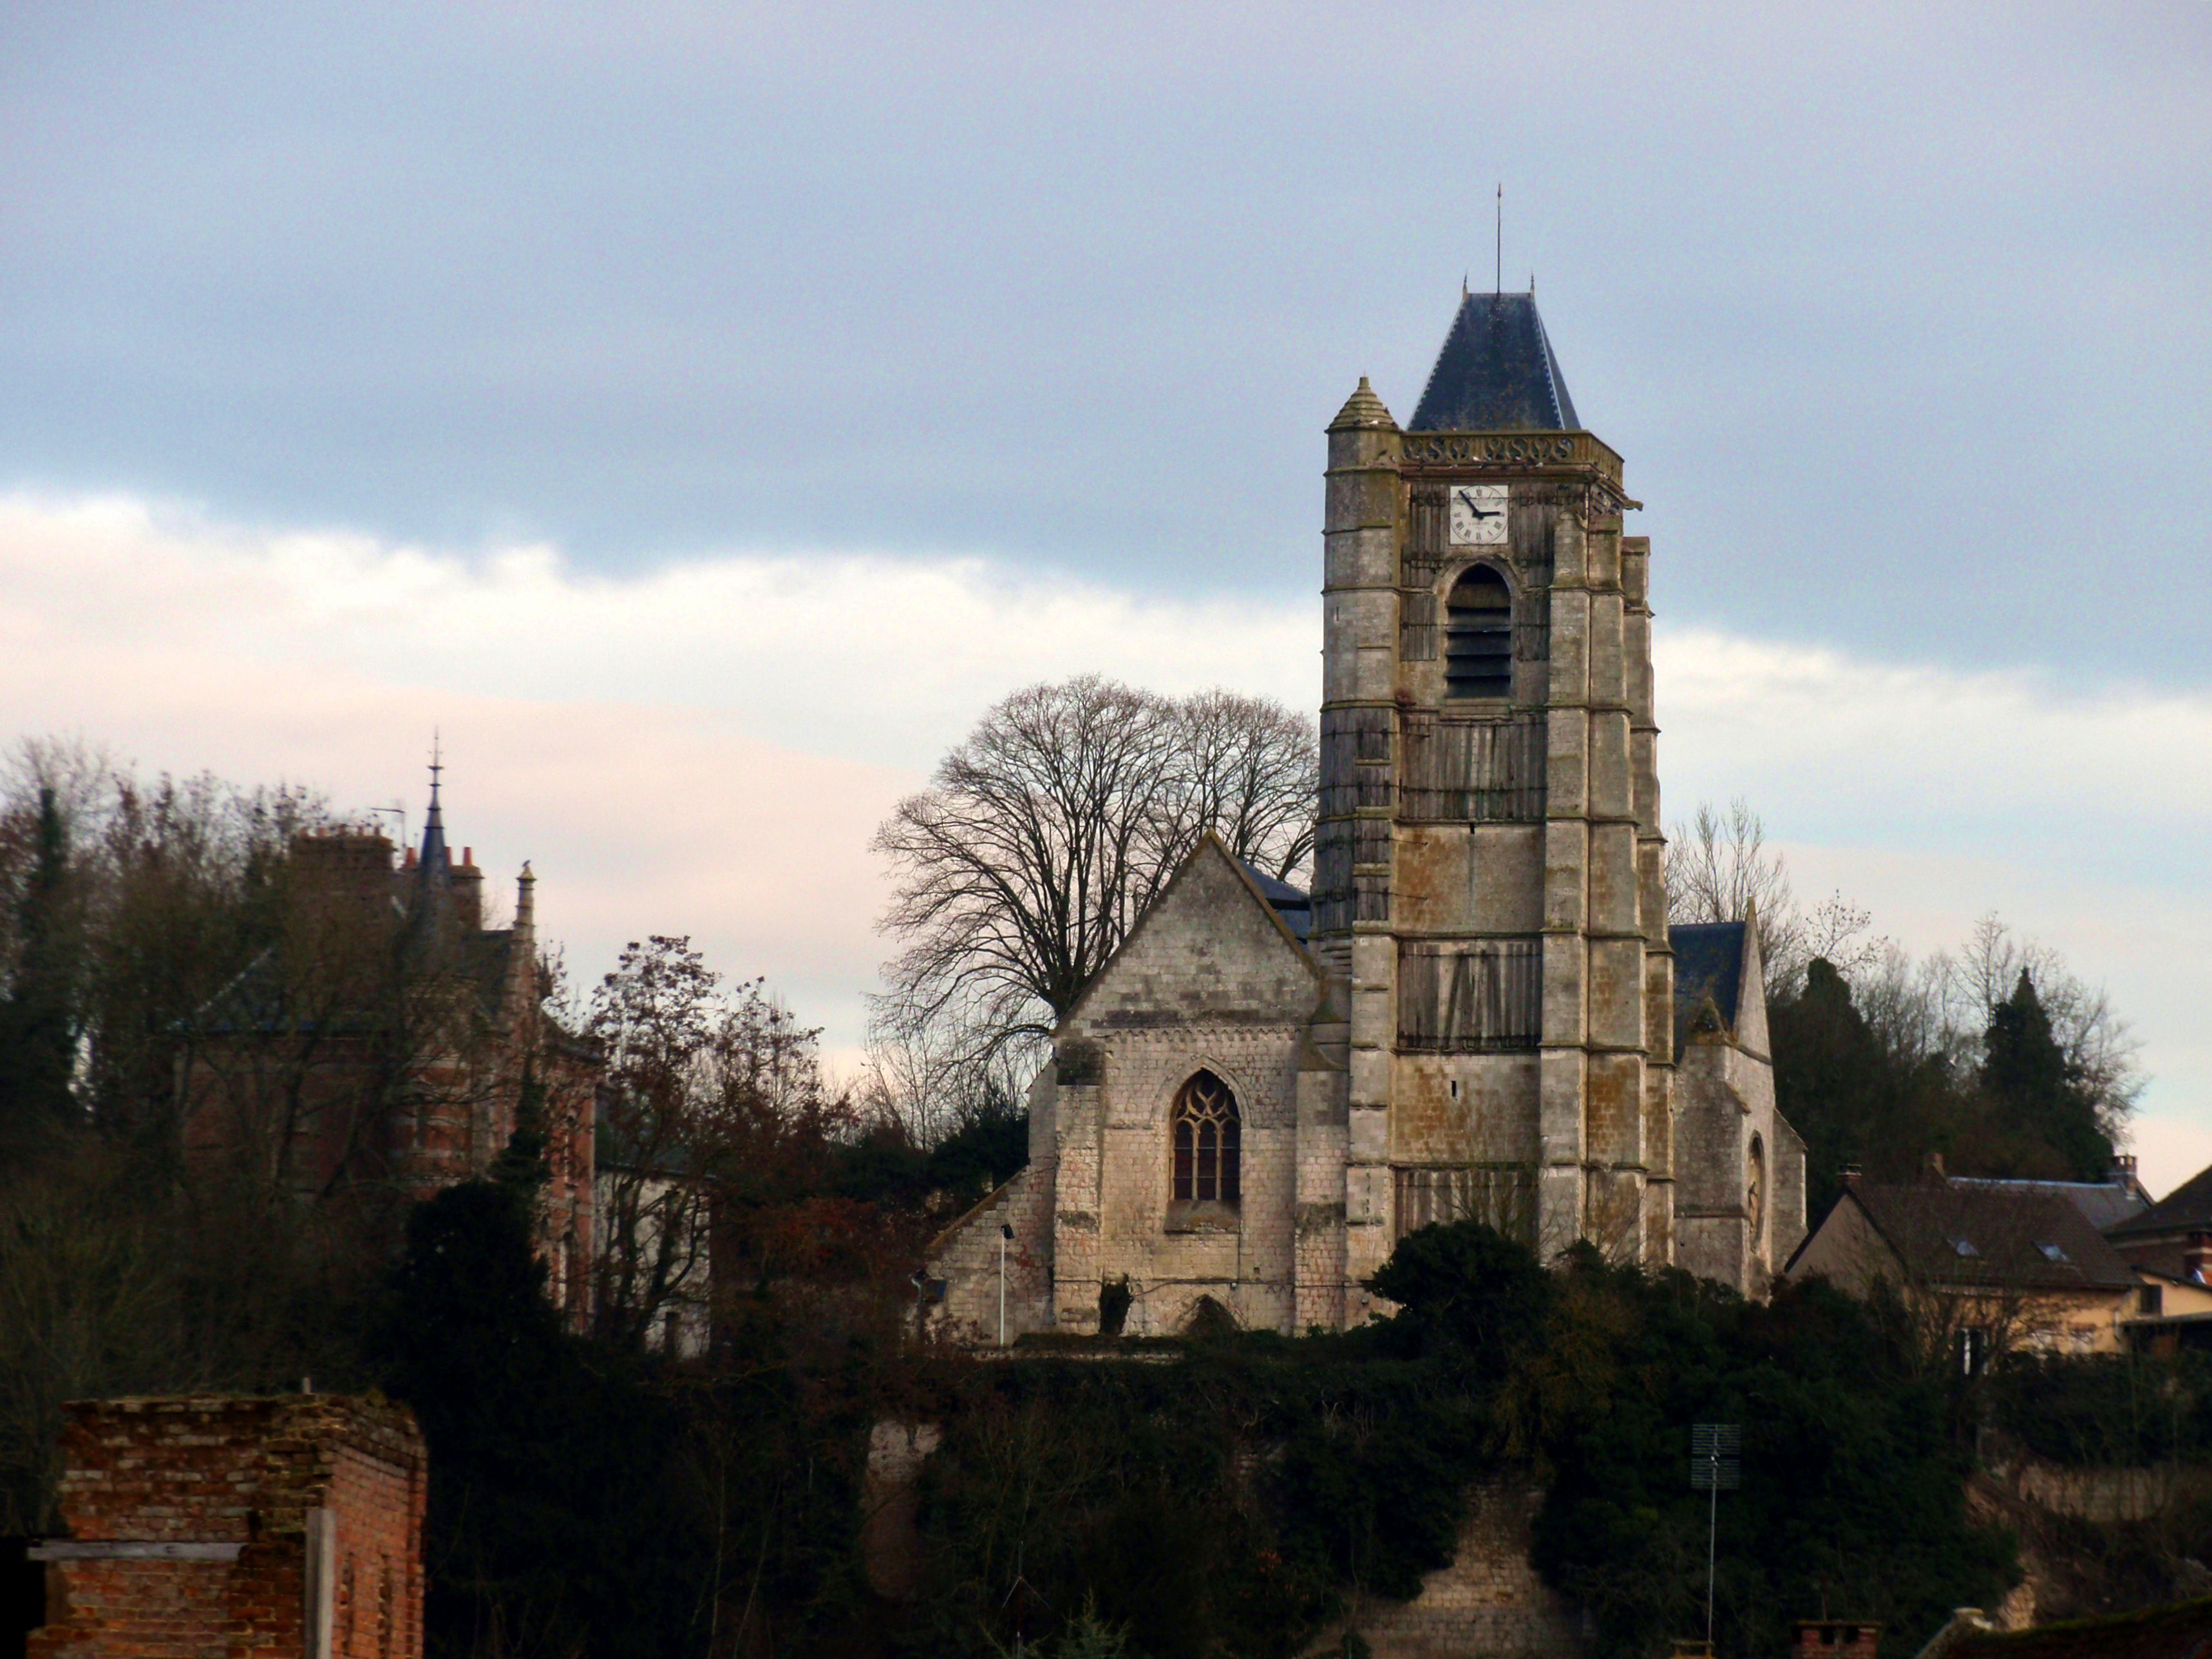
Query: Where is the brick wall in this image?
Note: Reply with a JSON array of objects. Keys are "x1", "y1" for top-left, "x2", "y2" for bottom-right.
[
  {"x1": 27, "y1": 1396, "x2": 426, "y2": 1659},
  {"x1": 1791, "y1": 1620, "x2": 1880, "y2": 1659}
]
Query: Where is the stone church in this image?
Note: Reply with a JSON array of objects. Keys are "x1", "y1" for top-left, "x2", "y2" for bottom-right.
[{"x1": 927, "y1": 292, "x2": 1806, "y2": 1341}]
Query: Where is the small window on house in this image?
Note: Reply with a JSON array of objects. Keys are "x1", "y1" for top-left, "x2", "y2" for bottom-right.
[
  {"x1": 2036, "y1": 1241, "x2": 2069, "y2": 1263},
  {"x1": 1958, "y1": 1325, "x2": 1990, "y2": 1376},
  {"x1": 1444, "y1": 565, "x2": 1513, "y2": 698},
  {"x1": 1171, "y1": 1071, "x2": 1241, "y2": 1204},
  {"x1": 2141, "y1": 1284, "x2": 2164, "y2": 1316}
]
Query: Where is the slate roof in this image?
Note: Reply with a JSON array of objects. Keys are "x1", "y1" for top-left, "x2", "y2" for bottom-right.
[
  {"x1": 1408, "y1": 292, "x2": 1580, "y2": 432},
  {"x1": 1844, "y1": 1180, "x2": 2138, "y2": 1293},
  {"x1": 1670, "y1": 920, "x2": 1746, "y2": 1047},
  {"x1": 2106, "y1": 1161, "x2": 2212, "y2": 1241},
  {"x1": 1240, "y1": 864, "x2": 1312, "y2": 941},
  {"x1": 1925, "y1": 1595, "x2": 2212, "y2": 1659},
  {"x1": 1947, "y1": 1175, "x2": 2150, "y2": 1234}
]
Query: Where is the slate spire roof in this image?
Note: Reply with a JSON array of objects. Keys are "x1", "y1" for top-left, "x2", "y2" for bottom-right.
[
  {"x1": 1408, "y1": 291, "x2": 1580, "y2": 432},
  {"x1": 418, "y1": 739, "x2": 450, "y2": 885}
]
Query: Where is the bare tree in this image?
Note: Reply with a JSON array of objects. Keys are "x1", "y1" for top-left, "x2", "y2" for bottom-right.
[
  {"x1": 870, "y1": 676, "x2": 1318, "y2": 1079},
  {"x1": 1155, "y1": 688, "x2": 1318, "y2": 884},
  {"x1": 589, "y1": 936, "x2": 846, "y2": 1352},
  {"x1": 1666, "y1": 797, "x2": 1885, "y2": 998},
  {"x1": 1938, "y1": 915, "x2": 2145, "y2": 1142}
]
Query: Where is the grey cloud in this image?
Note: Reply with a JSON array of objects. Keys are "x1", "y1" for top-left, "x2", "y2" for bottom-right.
[{"x1": 0, "y1": 1, "x2": 2207, "y2": 678}]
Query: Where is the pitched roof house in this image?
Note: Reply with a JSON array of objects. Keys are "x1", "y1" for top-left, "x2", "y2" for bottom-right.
[{"x1": 1785, "y1": 1177, "x2": 2141, "y2": 1356}]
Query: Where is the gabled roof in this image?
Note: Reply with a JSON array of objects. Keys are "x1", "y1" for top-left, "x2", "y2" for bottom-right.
[
  {"x1": 1059, "y1": 836, "x2": 1321, "y2": 1031},
  {"x1": 1947, "y1": 1175, "x2": 2150, "y2": 1234},
  {"x1": 1408, "y1": 292, "x2": 1580, "y2": 432},
  {"x1": 1841, "y1": 1180, "x2": 2138, "y2": 1293},
  {"x1": 2106, "y1": 1161, "x2": 2212, "y2": 1240}
]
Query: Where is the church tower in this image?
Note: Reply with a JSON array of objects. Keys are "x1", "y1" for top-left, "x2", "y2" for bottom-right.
[{"x1": 1314, "y1": 292, "x2": 1674, "y2": 1307}]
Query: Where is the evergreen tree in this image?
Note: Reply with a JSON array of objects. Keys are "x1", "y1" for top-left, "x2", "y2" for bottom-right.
[
  {"x1": 376, "y1": 1177, "x2": 714, "y2": 1659},
  {"x1": 1981, "y1": 969, "x2": 2110, "y2": 1181},
  {"x1": 0, "y1": 787, "x2": 79, "y2": 1153},
  {"x1": 1770, "y1": 959, "x2": 1966, "y2": 1215}
]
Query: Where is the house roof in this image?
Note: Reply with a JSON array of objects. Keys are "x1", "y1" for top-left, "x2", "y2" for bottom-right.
[
  {"x1": 1846, "y1": 1180, "x2": 2139, "y2": 1293},
  {"x1": 2107, "y1": 1161, "x2": 2212, "y2": 1241},
  {"x1": 1924, "y1": 1595, "x2": 2212, "y2": 1659},
  {"x1": 1947, "y1": 1175, "x2": 2150, "y2": 1234},
  {"x1": 1407, "y1": 292, "x2": 1580, "y2": 432},
  {"x1": 2114, "y1": 1240, "x2": 2205, "y2": 1286}
]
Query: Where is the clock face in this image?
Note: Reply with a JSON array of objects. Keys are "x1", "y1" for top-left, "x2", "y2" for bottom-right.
[{"x1": 1448, "y1": 484, "x2": 1509, "y2": 547}]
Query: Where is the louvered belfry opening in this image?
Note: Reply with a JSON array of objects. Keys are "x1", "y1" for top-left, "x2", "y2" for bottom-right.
[
  {"x1": 1171, "y1": 1070, "x2": 1242, "y2": 1204},
  {"x1": 1444, "y1": 565, "x2": 1513, "y2": 697}
]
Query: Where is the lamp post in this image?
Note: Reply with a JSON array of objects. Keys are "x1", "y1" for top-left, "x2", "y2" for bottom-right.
[{"x1": 999, "y1": 1223, "x2": 1014, "y2": 1347}]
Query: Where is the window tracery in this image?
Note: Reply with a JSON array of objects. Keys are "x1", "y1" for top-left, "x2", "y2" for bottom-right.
[{"x1": 1171, "y1": 1070, "x2": 1241, "y2": 1204}]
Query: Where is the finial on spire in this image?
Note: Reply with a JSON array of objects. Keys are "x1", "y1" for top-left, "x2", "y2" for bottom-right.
[
  {"x1": 418, "y1": 730, "x2": 451, "y2": 879},
  {"x1": 1495, "y1": 182, "x2": 1502, "y2": 296}
]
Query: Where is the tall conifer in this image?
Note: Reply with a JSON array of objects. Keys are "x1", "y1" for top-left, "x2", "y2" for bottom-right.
[{"x1": 1981, "y1": 968, "x2": 2110, "y2": 1180}]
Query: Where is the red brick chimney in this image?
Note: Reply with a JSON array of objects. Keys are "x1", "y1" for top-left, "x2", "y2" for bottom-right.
[
  {"x1": 451, "y1": 844, "x2": 484, "y2": 932},
  {"x1": 1793, "y1": 1620, "x2": 1880, "y2": 1659}
]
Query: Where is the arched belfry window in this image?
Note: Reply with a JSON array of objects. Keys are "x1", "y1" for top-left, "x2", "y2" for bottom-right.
[
  {"x1": 1172, "y1": 1071, "x2": 1241, "y2": 1204},
  {"x1": 1444, "y1": 565, "x2": 1513, "y2": 699}
]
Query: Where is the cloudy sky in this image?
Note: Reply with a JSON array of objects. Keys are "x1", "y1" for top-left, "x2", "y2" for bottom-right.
[{"x1": 5, "y1": 4, "x2": 2209, "y2": 1189}]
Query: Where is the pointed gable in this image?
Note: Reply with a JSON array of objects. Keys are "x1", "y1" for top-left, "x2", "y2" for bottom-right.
[{"x1": 1064, "y1": 837, "x2": 1322, "y2": 1032}]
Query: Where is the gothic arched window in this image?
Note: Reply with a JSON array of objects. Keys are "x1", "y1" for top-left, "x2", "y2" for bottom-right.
[
  {"x1": 1444, "y1": 565, "x2": 1513, "y2": 699},
  {"x1": 1746, "y1": 1134, "x2": 1766, "y2": 1242},
  {"x1": 1171, "y1": 1071, "x2": 1241, "y2": 1204}
]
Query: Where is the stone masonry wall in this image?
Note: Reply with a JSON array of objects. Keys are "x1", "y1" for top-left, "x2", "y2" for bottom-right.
[
  {"x1": 1347, "y1": 1477, "x2": 1585, "y2": 1659},
  {"x1": 28, "y1": 1396, "x2": 426, "y2": 1659},
  {"x1": 1055, "y1": 842, "x2": 1328, "y2": 1336},
  {"x1": 927, "y1": 1163, "x2": 1057, "y2": 1346}
]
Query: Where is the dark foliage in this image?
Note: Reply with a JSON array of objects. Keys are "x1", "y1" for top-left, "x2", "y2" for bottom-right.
[
  {"x1": 1524, "y1": 1251, "x2": 2015, "y2": 1658},
  {"x1": 375, "y1": 1174, "x2": 723, "y2": 1659},
  {"x1": 906, "y1": 1329, "x2": 1486, "y2": 1659},
  {"x1": 0, "y1": 789, "x2": 79, "y2": 1159},
  {"x1": 901, "y1": 1224, "x2": 2015, "y2": 1659},
  {"x1": 1774, "y1": 959, "x2": 2118, "y2": 1220},
  {"x1": 1770, "y1": 960, "x2": 1961, "y2": 1217},
  {"x1": 1980, "y1": 971, "x2": 2112, "y2": 1182},
  {"x1": 831, "y1": 1097, "x2": 1029, "y2": 1214},
  {"x1": 1990, "y1": 1352, "x2": 2212, "y2": 1468}
]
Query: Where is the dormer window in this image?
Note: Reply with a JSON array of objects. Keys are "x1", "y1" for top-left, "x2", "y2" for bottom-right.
[
  {"x1": 2036, "y1": 1241, "x2": 2068, "y2": 1263},
  {"x1": 1951, "y1": 1237, "x2": 1980, "y2": 1258},
  {"x1": 1444, "y1": 565, "x2": 1513, "y2": 699}
]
